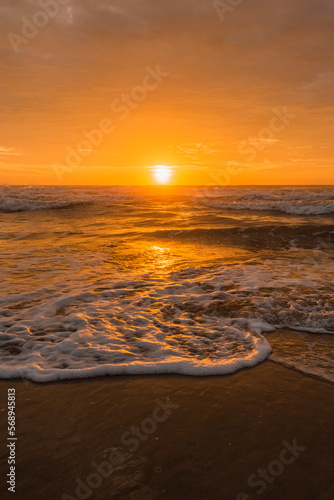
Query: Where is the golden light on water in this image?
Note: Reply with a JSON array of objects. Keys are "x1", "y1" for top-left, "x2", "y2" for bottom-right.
[
  {"x1": 153, "y1": 166, "x2": 172, "y2": 184},
  {"x1": 138, "y1": 244, "x2": 175, "y2": 276}
]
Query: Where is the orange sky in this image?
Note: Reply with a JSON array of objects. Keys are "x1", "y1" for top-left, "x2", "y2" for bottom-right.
[{"x1": 1, "y1": 0, "x2": 334, "y2": 185}]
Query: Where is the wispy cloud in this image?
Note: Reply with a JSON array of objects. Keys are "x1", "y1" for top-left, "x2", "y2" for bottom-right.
[
  {"x1": 0, "y1": 0, "x2": 333, "y2": 183},
  {"x1": 172, "y1": 143, "x2": 220, "y2": 164},
  {"x1": 0, "y1": 146, "x2": 21, "y2": 157}
]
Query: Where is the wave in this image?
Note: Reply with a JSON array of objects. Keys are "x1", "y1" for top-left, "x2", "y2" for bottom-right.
[
  {"x1": 193, "y1": 187, "x2": 334, "y2": 215},
  {"x1": 0, "y1": 259, "x2": 333, "y2": 382},
  {"x1": 148, "y1": 225, "x2": 334, "y2": 248},
  {"x1": 202, "y1": 200, "x2": 334, "y2": 215},
  {"x1": 0, "y1": 185, "x2": 135, "y2": 212},
  {"x1": 2, "y1": 185, "x2": 334, "y2": 215}
]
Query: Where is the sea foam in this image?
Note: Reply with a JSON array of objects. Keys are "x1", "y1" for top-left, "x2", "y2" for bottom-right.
[{"x1": 1, "y1": 258, "x2": 333, "y2": 382}]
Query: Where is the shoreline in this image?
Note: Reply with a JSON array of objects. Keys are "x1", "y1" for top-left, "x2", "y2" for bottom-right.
[{"x1": 0, "y1": 361, "x2": 333, "y2": 499}]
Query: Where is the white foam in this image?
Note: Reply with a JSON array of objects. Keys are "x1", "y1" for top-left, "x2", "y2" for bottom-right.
[
  {"x1": 0, "y1": 185, "x2": 136, "y2": 212},
  {"x1": 1, "y1": 253, "x2": 334, "y2": 382},
  {"x1": 1, "y1": 185, "x2": 334, "y2": 215},
  {"x1": 0, "y1": 274, "x2": 272, "y2": 382},
  {"x1": 194, "y1": 187, "x2": 334, "y2": 215},
  {"x1": 1, "y1": 185, "x2": 333, "y2": 382}
]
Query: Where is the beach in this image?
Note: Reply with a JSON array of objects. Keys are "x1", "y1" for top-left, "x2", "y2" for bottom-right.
[
  {"x1": 0, "y1": 185, "x2": 334, "y2": 498},
  {"x1": 0, "y1": 361, "x2": 333, "y2": 499},
  {"x1": 2, "y1": 0, "x2": 334, "y2": 497}
]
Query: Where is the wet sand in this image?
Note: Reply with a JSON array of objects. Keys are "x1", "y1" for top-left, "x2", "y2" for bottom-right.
[{"x1": 0, "y1": 361, "x2": 333, "y2": 500}]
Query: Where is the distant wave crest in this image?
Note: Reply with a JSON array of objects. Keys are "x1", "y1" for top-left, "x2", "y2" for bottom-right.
[
  {"x1": 194, "y1": 187, "x2": 334, "y2": 215},
  {"x1": 1, "y1": 185, "x2": 334, "y2": 215},
  {"x1": 0, "y1": 185, "x2": 133, "y2": 212}
]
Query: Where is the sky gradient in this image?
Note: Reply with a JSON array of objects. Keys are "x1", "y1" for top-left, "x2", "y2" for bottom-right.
[{"x1": 1, "y1": 0, "x2": 334, "y2": 185}]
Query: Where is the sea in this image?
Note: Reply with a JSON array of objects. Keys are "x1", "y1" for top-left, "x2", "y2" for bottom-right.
[{"x1": 0, "y1": 185, "x2": 333, "y2": 382}]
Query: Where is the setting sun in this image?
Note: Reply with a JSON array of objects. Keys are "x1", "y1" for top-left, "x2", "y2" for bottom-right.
[{"x1": 153, "y1": 166, "x2": 172, "y2": 184}]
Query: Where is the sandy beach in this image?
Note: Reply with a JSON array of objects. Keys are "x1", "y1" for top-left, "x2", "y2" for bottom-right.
[
  {"x1": 0, "y1": 361, "x2": 333, "y2": 500},
  {"x1": 2, "y1": 0, "x2": 334, "y2": 497}
]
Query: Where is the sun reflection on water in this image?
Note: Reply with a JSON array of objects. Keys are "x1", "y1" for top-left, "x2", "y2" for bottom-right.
[{"x1": 145, "y1": 245, "x2": 174, "y2": 275}]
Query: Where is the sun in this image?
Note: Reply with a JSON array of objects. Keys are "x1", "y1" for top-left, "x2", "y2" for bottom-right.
[{"x1": 153, "y1": 165, "x2": 172, "y2": 184}]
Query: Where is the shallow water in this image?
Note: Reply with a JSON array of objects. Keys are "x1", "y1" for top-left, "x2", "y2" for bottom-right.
[{"x1": 0, "y1": 185, "x2": 333, "y2": 382}]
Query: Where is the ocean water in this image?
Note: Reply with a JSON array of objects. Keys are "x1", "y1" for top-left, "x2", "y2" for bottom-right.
[{"x1": 0, "y1": 185, "x2": 333, "y2": 382}]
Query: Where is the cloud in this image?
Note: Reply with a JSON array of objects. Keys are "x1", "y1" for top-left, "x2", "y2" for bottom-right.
[
  {"x1": 173, "y1": 142, "x2": 220, "y2": 163},
  {"x1": 247, "y1": 138, "x2": 280, "y2": 147},
  {"x1": 0, "y1": 0, "x2": 333, "y2": 181},
  {"x1": 0, "y1": 146, "x2": 21, "y2": 157},
  {"x1": 301, "y1": 72, "x2": 334, "y2": 91}
]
